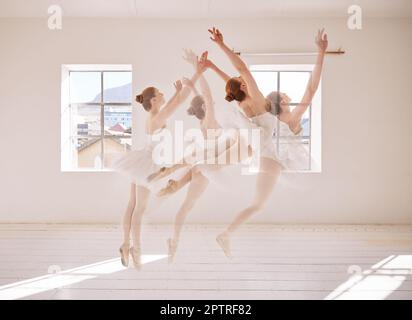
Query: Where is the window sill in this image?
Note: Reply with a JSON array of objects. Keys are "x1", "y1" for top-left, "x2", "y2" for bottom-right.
[
  {"x1": 61, "y1": 168, "x2": 115, "y2": 173},
  {"x1": 282, "y1": 170, "x2": 322, "y2": 174}
]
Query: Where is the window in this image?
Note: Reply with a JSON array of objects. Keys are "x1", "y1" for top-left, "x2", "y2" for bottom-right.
[
  {"x1": 251, "y1": 64, "x2": 321, "y2": 172},
  {"x1": 61, "y1": 65, "x2": 132, "y2": 171}
]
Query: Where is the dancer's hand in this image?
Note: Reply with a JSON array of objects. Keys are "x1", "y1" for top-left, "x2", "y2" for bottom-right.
[
  {"x1": 184, "y1": 48, "x2": 214, "y2": 70},
  {"x1": 316, "y1": 28, "x2": 328, "y2": 53},
  {"x1": 208, "y1": 27, "x2": 224, "y2": 45},
  {"x1": 203, "y1": 57, "x2": 214, "y2": 70},
  {"x1": 183, "y1": 49, "x2": 198, "y2": 67},
  {"x1": 196, "y1": 51, "x2": 209, "y2": 73},
  {"x1": 174, "y1": 80, "x2": 183, "y2": 93}
]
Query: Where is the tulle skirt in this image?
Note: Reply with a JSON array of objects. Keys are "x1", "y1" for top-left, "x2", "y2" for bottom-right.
[
  {"x1": 278, "y1": 143, "x2": 311, "y2": 171},
  {"x1": 111, "y1": 147, "x2": 160, "y2": 189}
]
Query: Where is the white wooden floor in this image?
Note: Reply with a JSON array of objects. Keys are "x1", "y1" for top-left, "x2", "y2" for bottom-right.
[{"x1": 0, "y1": 224, "x2": 412, "y2": 300}]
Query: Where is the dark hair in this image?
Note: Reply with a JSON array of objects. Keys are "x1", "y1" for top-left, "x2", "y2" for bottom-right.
[
  {"x1": 136, "y1": 87, "x2": 157, "y2": 111},
  {"x1": 225, "y1": 78, "x2": 246, "y2": 102},
  {"x1": 187, "y1": 95, "x2": 205, "y2": 120},
  {"x1": 266, "y1": 91, "x2": 282, "y2": 116}
]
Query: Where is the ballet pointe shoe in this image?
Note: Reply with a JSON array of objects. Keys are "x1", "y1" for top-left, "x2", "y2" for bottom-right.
[
  {"x1": 167, "y1": 238, "x2": 178, "y2": 264},
  {"x1": 216, "y1": 233, "x2": 233, "y2": 259},
  {"x1": 119, "y1": 244, "x2": 130, "y2": 267},
  {"x1": 157, "y1": 179, "x2": 178, "y2": 197},
  {"x1": 130, "y1": 246, "x2": 142, "y2": 270}
]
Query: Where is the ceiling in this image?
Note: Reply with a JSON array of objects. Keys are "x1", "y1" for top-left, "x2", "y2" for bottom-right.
[{"x1": 0, "y1": 0, "x2": 411, "y2": 18}]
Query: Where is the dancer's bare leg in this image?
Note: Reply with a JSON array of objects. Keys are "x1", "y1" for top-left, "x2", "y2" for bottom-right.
[
  {"x1": 158, "y1": 132, "x2": 245, "y2": 197},
  {"x1": 130, "y1": 185, "x2": 151, "y2": 269},
  {"x1": 157, "y1": 169, "x2": 193, "y2": 197},
  {"x1": 168, "y1": 169, "x2": 209, "y2": 263},
  {"x1": 157, "y1": 139, "x2": 234, "y2": 198},
  {"x1": 122, "y1": 183, "x2": 136, "y2": 244},
  {"x1": 119, "y1": 183, "x2": 136, "y2": 266},
  {"x1": 205, "y1": 133, "x2": 250, "y2": 169},
  {"x1": 217, "y1": 158, "x2": 282, "y2": 258},
  {"x1": 176, "y1": 170, "x2": 193, "y2": 188}
]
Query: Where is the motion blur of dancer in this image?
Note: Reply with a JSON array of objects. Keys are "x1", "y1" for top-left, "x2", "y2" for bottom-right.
[
  {"x1": 149, "y1": 50, "x2": 251, "y2": 263},
  {"x1": 112, "y1": 52, "x2": 208, "y2": 269},
  {"x1": 207, "y1": 27, "x2": 328, "y2": 258}
]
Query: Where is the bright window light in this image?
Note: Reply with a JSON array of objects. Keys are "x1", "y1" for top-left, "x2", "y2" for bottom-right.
[
  {"x1": 325, "y1": 255, "x2": 412, "y2": 300},
  {"x1": 0, "y1": 255, "x2": 167, "y2": 300}
]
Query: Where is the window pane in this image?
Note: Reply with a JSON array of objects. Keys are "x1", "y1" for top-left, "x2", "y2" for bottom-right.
[
  {"x1": 103, "y1": 72, "x2": 132, "y2": 103},
  {"x1": 75, "y1": 136, "x2": 102, "y2": 169},
  {"x1": 103, "y1": 105, "x2": 132, "y2": 169},
  {"x1": 104, "y1": 105, "x2": 132, "y2": 134},
  {"x1": 280, "y1": 72, "x2": 311, "y2": 103},
  {"x1": 300, "y1": 117, "x2": 310, "y2": 137},
  {"x1": 103, "y1": 135, "x2": 131, "y2": 169},
  {"x1": 290, "y1": 105, "x2": 310, "y2": 137},
  {"x1": 70, "y1": 72, "x2": 101, "y2": 103},
  {"x1": 251, "y1": 71, "x2": 278, "y2": 97},
  {"x1": 71, "y1": 104, "x2": 101, "y2": 136}
]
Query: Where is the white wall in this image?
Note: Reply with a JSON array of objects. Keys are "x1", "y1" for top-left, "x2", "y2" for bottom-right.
[{"x1": 0, "y1": 17, "x2": 411, "y2": 224}]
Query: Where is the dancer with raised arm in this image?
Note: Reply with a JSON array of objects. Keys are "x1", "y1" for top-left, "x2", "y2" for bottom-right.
[
  {"x1": 113, "y1": 53, "x2": 208, "y2": 269},
  {"x1": 154, "y1": 50, "x2": 250, "y2": 262},
  {"x1": 208, "y1": 27, "x2": 328, "y2": 258},
  {"x1": 267, "y1": 29, "x2": 327, "y2": 169},
  {"x1": 148, "y1": 50, "x2": 248, "y2": 196}
]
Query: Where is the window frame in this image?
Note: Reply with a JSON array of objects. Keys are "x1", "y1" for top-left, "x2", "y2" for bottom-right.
[
  {"x1": 250, "y1": 64, "x2": 321, "y2": 172},
  {"x1": 61, "y1": 65, "x2": 132, "y2": 172}
]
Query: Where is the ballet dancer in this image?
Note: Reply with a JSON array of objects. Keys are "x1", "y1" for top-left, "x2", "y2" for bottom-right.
[
  {"x1": 149, "y1": 50, "x2": 250, "y2": 197},
  {"x1": 207, "y1": 27, "x2": 328, "y2": 258},
  {"x1": 150, "y1": 49, "x2": 251, "y2": 262},
  {"x1": 114, "y1": 52, "x2": 208, "y2": 269}
]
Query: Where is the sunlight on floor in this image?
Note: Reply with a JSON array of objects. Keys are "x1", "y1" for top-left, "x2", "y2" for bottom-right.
[
  {"x1": 0, "y1": 254, "x2": 167, "y2": 300},
  {"x1": 325, "y1": 255, "x2": 412, "y2": 300}
]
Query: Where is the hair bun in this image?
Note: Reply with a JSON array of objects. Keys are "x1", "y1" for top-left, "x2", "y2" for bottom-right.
[
  {"x1": 225, "y1": 93, "x2": 235, "y2": 102},
  {"x1": 266, "y1": 91, "x2": 281, "y2": 116},
  {"x1": 135, "y1": 94, "x2": 144, "y2": 104},
  {"x1": 235, "y1": 91, "x2": 245, "y2": 102},
  {"x1": 187, "y1": 106, "x2": 195, "y2": 116}
]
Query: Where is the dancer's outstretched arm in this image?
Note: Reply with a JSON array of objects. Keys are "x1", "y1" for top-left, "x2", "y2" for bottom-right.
[
  {"x1": 184, "y1": 48, "x2": 230, "y2": 83},
  {"x1": 292, "y1": 29, "x2": 328, "y2": 121},
  {"x1": 208, "y1": 27, "x2": 264, "y2": 101},
  {"x1": 182, "y1": 77, "x2": 200, "y2": 96},
  {"x1": 183, "y1": 49, "x2": 220, "y2": 128},
  {"x1": 153, "y1": 52, "x2": 208, "y2": 125},
  {"x1": 199, "y1": 74, "x2": 220, "y2": 129},
  {"x1": 153, "y1": 80, "x2": 182, "y2": 124},
  {"x1": 208, "y1": 60, "x2": 231, "y2": 83}
]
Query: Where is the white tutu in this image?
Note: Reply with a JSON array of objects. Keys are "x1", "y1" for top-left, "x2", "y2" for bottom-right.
[
  {"x1": 218, "y1": 105, "x2": 283, "y2": 167},
  {"x1": 249, "y1": 112, "x2": 281, "y2": 164},
  {"x1": 247, "y1": 112, "x2": 311, "y2": 171},
  {"x1": 276, "y1": 120, "x2": 310, "y2": 171},
  {"x1": 111, "y1": 147, "x2": 160, "y2": 188},
  {"x1": 110, "y1": 128, "x2": 166, "y2": 190}
]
